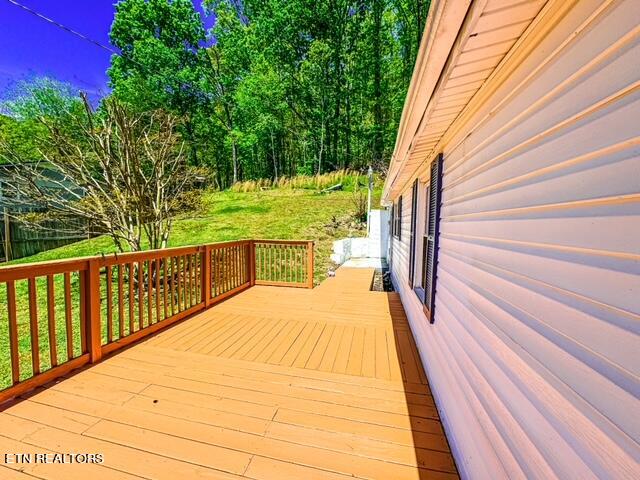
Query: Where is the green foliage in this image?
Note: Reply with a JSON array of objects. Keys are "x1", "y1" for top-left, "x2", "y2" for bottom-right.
[
  {"x1": 108, "y1": 0, "x2": 207, "y2": 115},
  {"x1": 107, "y1": 0, "x2": 429, "y2": 186},
  {"x1": 0, "y1": 77, "x2": 86, "y2": 163},
  {"x1": 1, "y1": 77, "x2": 83, "y2": 121},
  {"x1": 0, "y1": 115, "x2": 45, "y2": 162}
]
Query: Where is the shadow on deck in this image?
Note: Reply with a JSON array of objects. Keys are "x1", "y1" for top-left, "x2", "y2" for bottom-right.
[{"x1": 0, "y1": 267, "x2": 458, "y2": 480}]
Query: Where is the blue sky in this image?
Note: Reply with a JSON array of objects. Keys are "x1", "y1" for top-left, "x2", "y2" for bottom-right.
[{"x1": 0, "y1": 0, "x2": 214, "y2": 102}]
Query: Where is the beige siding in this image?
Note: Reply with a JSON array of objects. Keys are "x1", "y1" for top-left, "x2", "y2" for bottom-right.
[{"x1": 390, "y1": 0, "x2": 640, "y2": 478}]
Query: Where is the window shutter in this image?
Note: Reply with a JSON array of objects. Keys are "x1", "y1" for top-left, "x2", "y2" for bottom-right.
[
  {"x1": 408, "y1": 180, "x2": 418, "y2": 286},
  {"x1": 397, "y1": 196, "x2": 403, "y2": 240},
  {"x1": 390, "y1": 204, "x2": 395, "y2": 238},
  {"x1": 423, "y1": 154, "x2": 443, "y2": 323}
]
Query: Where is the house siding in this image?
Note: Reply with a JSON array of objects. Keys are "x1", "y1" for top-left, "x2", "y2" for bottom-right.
[{"x1": 389, "y1": 0, "x2": 640, "y2": 478}]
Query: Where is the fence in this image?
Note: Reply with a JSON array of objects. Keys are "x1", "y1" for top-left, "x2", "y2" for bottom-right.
[
  {"x1": 0, "y1": 239, "x2": 313, "y2": 403},
  {"x1": 1, "y1": 212, "x2": 89, "y2": 261}
]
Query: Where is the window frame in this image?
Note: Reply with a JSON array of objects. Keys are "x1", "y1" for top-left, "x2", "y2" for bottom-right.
[{"x1": 392, "y1": 196, "x2": 402, "y2": 239}]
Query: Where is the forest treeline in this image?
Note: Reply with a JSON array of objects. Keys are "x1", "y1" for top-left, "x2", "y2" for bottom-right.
[{"x1": 1, "y1": 0, "x2": 430, "y2": 189}]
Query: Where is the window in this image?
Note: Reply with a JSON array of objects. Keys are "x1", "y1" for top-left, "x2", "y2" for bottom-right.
[
  {"x1": 408, "y1": 180, "x2": 419, "y2": 286},
  {"x1": 393, "y1": 196, "x2": 402, "y2": 239},
  {"x1": 422, "y1": 154, "x2": 443, "y2": 323}
]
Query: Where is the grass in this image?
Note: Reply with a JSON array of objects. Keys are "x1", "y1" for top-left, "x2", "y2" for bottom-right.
[{"x1": 0, "y1": 185, "x2": 382, "y2": 389}]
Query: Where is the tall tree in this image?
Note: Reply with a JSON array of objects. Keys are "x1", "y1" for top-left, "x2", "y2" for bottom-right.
[
  {"x1": 106, "y1": 0, "x2": 431, "y2": 187},
  {"x1": 108, "y1": 0, "x2": 208, "y2": 163}
]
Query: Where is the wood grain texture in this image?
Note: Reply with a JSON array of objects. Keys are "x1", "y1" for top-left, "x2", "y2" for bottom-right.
[{"x1": 0, "y1": 267, "x2": 457, "y2": 480}]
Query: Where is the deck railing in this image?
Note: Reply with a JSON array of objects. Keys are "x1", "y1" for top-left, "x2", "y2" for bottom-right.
[{"x1": 0, "y1": 239, "x2": 313, "y2": 403}]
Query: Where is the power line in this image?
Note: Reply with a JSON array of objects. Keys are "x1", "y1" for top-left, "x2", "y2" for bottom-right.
[{"x1": 4, "y1": 0, "x2": 120, "y2": 56}]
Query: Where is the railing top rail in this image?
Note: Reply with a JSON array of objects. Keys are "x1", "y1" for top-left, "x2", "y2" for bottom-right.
[
  {"x1": 0, "y1": 258, "x2": 90, "y2": 282},
  {"x1": 0, "y1": 240, "x2": 258, "y2": 279},
  {"x1": 99, "y1": 245, "x2": 204, "y2": 266},
  {"x1": 0, "y1": 239, "x2": 317, "y2": 281},
  {"x1": 253, "y1": 239, "x2": 314, "y2": 246},
  {"x1": 208, "y1": 239, "x2": 252, "y2": 250}
]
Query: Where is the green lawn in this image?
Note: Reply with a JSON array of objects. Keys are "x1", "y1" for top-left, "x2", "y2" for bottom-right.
[{"x1": 0, "y1": 187, "x2": 381, "y2": 389}]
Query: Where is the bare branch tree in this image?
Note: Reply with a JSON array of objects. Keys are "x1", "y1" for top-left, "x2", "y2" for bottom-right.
[{"x1": 0, "y1": 96, "x2": 191, "y2": 252}]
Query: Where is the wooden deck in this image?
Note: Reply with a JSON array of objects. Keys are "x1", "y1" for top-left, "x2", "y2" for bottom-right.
[{"x1": 0, "y1": 268, "x2": 458, "y2": 480}]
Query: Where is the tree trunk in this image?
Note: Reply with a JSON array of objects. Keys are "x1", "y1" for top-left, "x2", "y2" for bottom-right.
[
  {"x1": 372, "y1": 0, "x2": 384, "y2": 166},
  {"x1": 232, "y1": 138, "x2": 239, "y2": 184}
]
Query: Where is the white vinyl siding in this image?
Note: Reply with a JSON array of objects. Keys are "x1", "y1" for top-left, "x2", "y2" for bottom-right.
[{"x1": 390, "y1": 0, "x2": 640, "y2": 478}]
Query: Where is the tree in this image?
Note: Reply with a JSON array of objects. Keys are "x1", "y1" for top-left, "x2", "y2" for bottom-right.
[
  {"x1": 0, "y1": 96, "x2": 191, "y2": 252},
  {"x1": 108, "y1": 0, "x2": 209, "y2": 164},
  {"x1": 103, "y1": 0, "x2": 431, "y2": 187}
]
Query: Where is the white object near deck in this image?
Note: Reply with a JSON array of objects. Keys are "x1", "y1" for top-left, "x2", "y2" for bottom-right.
[
  {"x1": 331, "y1": 209, "x2": 390, "y2": 265},
  {"x1": 383, "y1": 0, "x2": 640, "y2": 478}
]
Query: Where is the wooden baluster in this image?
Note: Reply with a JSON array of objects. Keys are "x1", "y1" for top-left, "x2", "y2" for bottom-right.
[
  {"x1": 222, "y1": 248, "x2": 227, "y2": 293},
  {"x1": 28, "y1": 277, "x2": 40, "y2": 375},
  {"x1": 296, "y1": 246, "x2": 300, "y2": 284},
  {"x1": 7, "y1": 280, "x2": 20, "y2": 384},
  {"x1": 79, "y1": 271, "x2": 87, "y2": 353},
  {"x1": 155, "y1": 258, "x2": 161, "y2": 321},
  {"x1": 193, "y1": 254, "x2": 199, "y2": 304},
  {"x1": 192, "y1": 254, "x2": 197, "y2": 304},
  {"x1": 286, "y1": 245, "x2": 290, "y2": 283},
  {"x1": 274, "y1": 245, "x2": 278, "y2": 282},
  {"x1": 106, "y1": 266, "x2": 113, "y2": 343},
  {"x1": 127, "y1": 262, "x2": 135, "y2": 335},
  {"x1": 182, "y1": 255, "x2": 187, "y2": 308},
  {"x1": 184, "y1": 255, "x2": 190, "y2": 307},
  {"x1": 228, "y1": 247, "x2": 236, "y2": 290},
  {"x1": 202, "y1": 246, "x2": 211, "y2": 306},
  {"x1": 211, "y1": 249, "x2": 217, "y2": 298},
  {"x1": 184, "y1": 255, "x2": 189, "y2": 308},
  {"x1": 187, "y1": 254, "x2": 193, "y2": 306},
  {"x1": 64, "y1": 272, "x2": 74, "y2": 360},
  {"x1": 118, "y1": 264, "x2": 124, "y2": 338},
  {"x1": 187, "y1": 254, "x2": 192, "y2": 306},
  {"x1": 239, "y1": 245, "x2": 243, "y2": 285},
  {"x1": 170, "y1": 257, "x2": 176, "y2": 316},
  {"x1": 244, "y1": 243, "x2": 249, "y2": 284},
  {"x1": 307, "y1": 241, "x2": 314, "y2": 288},
  {"x1": 163, "y1": 258, "x2": 169, "y2": 320},
  {"x1": 146, "y1": 260, "x2": 153, "y2": 324},
  {"x1": 197, "y1": 253, "x2": 202, "y2": 302},
  {"x1": 138, "y1": 261, "x2": 144, "y2": 329},
  {"x1": 117, "y1": 265, "x2": 124, "y2": 339},
  {"x1": 233, "y1": 246, "x2": 238, "y2": 288},
  {"x1": 85, "y1": 259, "x2": 102, "y2": 363},
  {"x1": 46, "y1": 275, "x2": 58, "y2": 367},
  {"x1": 176, "y1": 256, "x2": 183, "y2": 311}
]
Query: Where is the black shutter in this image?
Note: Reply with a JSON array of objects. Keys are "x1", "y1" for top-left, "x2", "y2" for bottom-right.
[
  {"x1": 423, "y1": 154, "x2": 443, "y2": 323},
  {"x1": 408, "y1": 180, "x2": 418, "y2": 286},
  {"x1": 390, "y1": 204, "x2": 395, "y2": 238},
  {"x1": 397, "y1": 196, "x2": 403, "y2": 240}
]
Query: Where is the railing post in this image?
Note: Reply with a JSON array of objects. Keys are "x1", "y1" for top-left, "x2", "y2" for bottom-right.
[
  {"x1": 249, "y1": 241, "x2": 256, "y2": 286},
  {"x1": 85, "y1": 258, "x2": 102, "y2": 363},
  {"x1": 307, "y1": 241, "x2": 314, "y2": 289},
  {"x1": 202, "y1": 245, "x2": 211, "y2": 306}
]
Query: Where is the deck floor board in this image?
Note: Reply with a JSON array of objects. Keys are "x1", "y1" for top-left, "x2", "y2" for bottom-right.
[{"x1": 1, "y1": 267, "x2": 458, "y2": 480}]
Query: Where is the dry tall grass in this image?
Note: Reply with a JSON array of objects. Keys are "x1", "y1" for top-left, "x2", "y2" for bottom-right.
[{"x1": 230, "y1": 169, "x2": 360, "y2": 193}]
